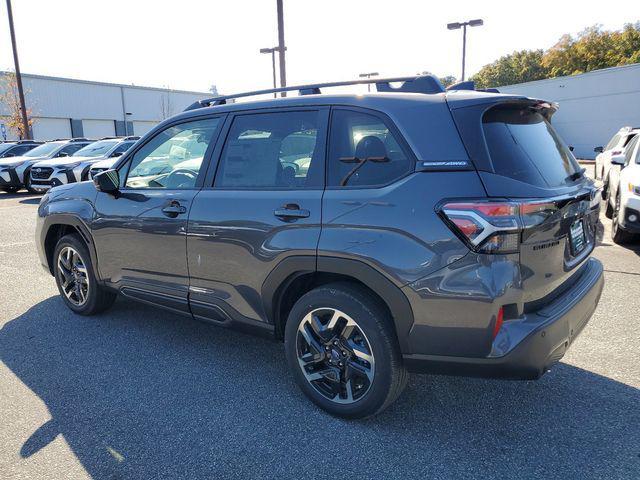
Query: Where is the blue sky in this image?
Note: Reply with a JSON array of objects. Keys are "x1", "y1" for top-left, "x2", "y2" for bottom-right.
[{"x1": 0, "y1": 0, "x2": 638, "y2": 94}]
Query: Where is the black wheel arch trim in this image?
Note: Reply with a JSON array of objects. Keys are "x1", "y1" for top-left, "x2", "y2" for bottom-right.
[
  {"x1": 41, "y1": 214, "x2": 101, "y2": 283},
  {"x1": 262, "y1": 255, "x2": 414, "y2": 353}
]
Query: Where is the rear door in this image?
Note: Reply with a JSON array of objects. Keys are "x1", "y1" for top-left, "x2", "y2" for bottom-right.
[
  {"x1": 186, "y1": 108, "x2": 328, "y2": 325},
  {"x1": 451, "y1": 101, "x2": 600, "y2": 301},
  {"x1": 92, "y1": 116, "x2": 223, "y2": 313}
]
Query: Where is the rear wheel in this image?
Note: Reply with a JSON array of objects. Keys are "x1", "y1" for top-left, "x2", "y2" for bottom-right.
[
  {"x1": 53, "y1": 234, "x2": 117, "y2": 315},
  {"x1": 611, "y1": 193, "x2": 636, "y2": 244},
  {"x1": 284, "y1": 283, "x2": 408, "y2": 418}
]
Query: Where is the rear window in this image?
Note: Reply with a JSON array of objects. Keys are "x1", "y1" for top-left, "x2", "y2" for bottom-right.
[{"x1": 482, "y1": 107, "x2": 581, "y2": 188}]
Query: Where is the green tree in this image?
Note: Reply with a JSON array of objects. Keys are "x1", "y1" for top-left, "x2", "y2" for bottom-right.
[
  {"x1": 472, "y1": 49, "x2": 548, "y2": 89},
  {"x1": 471, "y1": 22, "x2": 640, "y2": 89},
  {"x1": 438, "y1": 75, "x2": 457, "y2": 88}
]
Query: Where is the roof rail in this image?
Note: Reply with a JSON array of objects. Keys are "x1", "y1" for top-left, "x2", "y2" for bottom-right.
[
  {"x1": 185, "y1": 75, "x2": 445, "y2": 111},
  {"x1": 123, "y1": 136, "x2": 141, "y2": 141}
]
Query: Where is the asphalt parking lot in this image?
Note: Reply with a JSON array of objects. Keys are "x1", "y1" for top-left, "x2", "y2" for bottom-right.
[{"x1": 0, "y1": 186, "x2": 639, "y2": 480}]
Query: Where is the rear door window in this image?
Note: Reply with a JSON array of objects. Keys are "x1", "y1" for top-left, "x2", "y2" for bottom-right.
[
  {"x1": 482, "y1": 107, "x2": 581, "y2": 188},
  {"x1": 327, "y1": 110, "x2": 412, "y2": 187},
  {"x1": 214, "y1": 110, "x2": 322, "y2": 189}
]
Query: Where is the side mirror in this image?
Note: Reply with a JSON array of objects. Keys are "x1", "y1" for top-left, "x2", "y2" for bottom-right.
[
  {"x1": 594, "y1": 146, "x2": 603, "y2": 154},
  {"x1": 3, "y1": 152, "x2": 16, "y2": 157},
  {"x1": 610, "y1": 155, "x2": 625, "y2": 167},
  {"x1": 93, "y1": 169, "x2": 120, "y2": 194},
  {"x1": 58, "y1": 151, "x2": 70, "y2": 158},
  {"x1": 568, "y1": 146, "x2": 574, "y2": 152},
  {"x1": 111, "y1": 151, "x2": 124, "y2": 158}
]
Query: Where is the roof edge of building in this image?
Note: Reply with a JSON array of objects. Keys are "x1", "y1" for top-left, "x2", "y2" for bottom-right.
[
  {"x1": 498, "y1": 62, "x2": 640, "y2": 90},
  {"x1": 0, "y1": 71, "x2": 212, "y2": 96}
]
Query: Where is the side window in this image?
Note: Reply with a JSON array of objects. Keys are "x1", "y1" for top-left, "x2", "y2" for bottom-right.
[
  {"x1": 214, "y1": 111, "x2": 321, "y2": 189},
  {"x1": 111, "y1": 142, "x2": 133, "y2": 156},
  {"x1": 124, "y1": 118, "x2": 220, "y2": 189},
  {"x1": 8, "y1": 145, "x2": 33, "y2": 156},
  {"x1": 59, "y1": 143, "x2": 85, "y2": 156},
  {"x1": 624, "y1": 136, "x2": 638, "y2": 165},
  {"x1": 623, "y1": 133, "x2": 637, "y2": 147},
  {"x1": 327, "y1": 110, "x2": 411, "y2": 187}
]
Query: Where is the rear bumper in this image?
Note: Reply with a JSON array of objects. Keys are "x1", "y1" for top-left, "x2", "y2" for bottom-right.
[{"x1": 403, "y1": 257, "x2": 604, "y2": 379}]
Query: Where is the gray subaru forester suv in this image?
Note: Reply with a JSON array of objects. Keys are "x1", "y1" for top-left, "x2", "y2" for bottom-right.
[{"x1": 36, "y1": 75, "x2": 604, "y2": 418}]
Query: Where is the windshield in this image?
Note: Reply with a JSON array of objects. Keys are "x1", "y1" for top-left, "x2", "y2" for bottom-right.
[
  {"x1": 482, "y1": 107, "x2": 581, "y2": 187},
  {"x1": 0, "y1": 143, "x2": 15, "y2": 154},
  {"x1": 73, "y1": 140, "x2": 119, "y2": 158},
  {"x1": 24, "y1": 142, "x2": 63, "y2": 158}
]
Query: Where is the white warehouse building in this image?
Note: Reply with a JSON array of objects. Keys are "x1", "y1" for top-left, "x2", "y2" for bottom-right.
[
  {"x1": 499, "y1": 63, "x2": 640, "y2": 160},
  {"x1": 0, "y1": 72, "x2": 211, "y2": 141}
]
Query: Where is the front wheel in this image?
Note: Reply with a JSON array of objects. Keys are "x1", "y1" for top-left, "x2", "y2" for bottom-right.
[
  {"x1": 1, "y1": 186, "x2": 19, "y2": 193},
  {"x1": 53, "y1": 234, "x2": 117, "y2": 315},
  {"x1": 25, "y1": 174, "x2": 39, "y2": 194},
  {"x1": 284, "y1": 283, "x2": 408, "y2": 418}
]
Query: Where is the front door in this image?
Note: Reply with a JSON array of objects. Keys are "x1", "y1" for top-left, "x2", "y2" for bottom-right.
[
  {"x1": 92, "y1": 116, "x2": 223, "y2": 313},
  {"x1": 187, "y1": 108, "x2": 328, "y2": 325}
]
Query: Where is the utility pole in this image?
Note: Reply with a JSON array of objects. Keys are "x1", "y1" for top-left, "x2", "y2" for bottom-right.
[
  {"x1": 447, "y1": 19, "x2": 483, "y2": 81},
  {"x1": 276, "y1": 0, "x2": 287, "y2": 96},
  {"x1": 5, "y1": 0, "x2": 31, "y2": 139}
]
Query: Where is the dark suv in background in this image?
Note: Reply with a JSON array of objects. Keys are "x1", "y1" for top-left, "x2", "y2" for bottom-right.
[{"x1": 36, "y1": 75, "x2": 604, "y2": 418}]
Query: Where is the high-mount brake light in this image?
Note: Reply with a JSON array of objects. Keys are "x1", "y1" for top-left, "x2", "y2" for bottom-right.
[{"x1": 439, "y1": 199, "x2": 559, "y2": 254}]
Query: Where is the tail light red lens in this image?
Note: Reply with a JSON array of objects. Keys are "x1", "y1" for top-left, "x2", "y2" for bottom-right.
[
  {"x1": 438, "y1": 199, "x2": 558, "y2": 254},
  {"x1": 493, "y1": 307, "x2": 504, "y2": 339}
]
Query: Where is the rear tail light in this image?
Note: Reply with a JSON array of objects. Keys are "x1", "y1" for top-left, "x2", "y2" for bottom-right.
[
  {"x1": 493, "y1": 307, "x2": 504, "y2": 339},
  {"x1": 438, "y1": 199, "x2": 558, "y2": 254}
]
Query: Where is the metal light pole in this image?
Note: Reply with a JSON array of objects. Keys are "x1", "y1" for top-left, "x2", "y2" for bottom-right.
[
  {"x1": 447, "y1": 19, "x2": 483, "y2": 81},
  {"x1": 5, "y1": 0, "x2": 31, "y2": 139},
  {"x1": 260, "y1": 48, "x2": 278, "y2": 98},
  {"x1": 359, "y1": 72, "x2": 379, "y2": 92},
  {"x1": 276, "y1": 0, "x2": 287, "y2": 96},
  {"x1": 260, "y1": 47, "x2": 286, "y2": 98}
]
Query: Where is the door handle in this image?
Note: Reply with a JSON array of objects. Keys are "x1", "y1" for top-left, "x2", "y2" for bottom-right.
[
  {"x1": 162, "y1": 201, "x2": 187, "y2": 218},
  {"x1": 274, "y1": 203, "x2": 310, "y2": 220}
]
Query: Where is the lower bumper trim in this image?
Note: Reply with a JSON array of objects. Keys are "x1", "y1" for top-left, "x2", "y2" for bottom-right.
[{"x1": 404, "y1": 258, "x2": 604, "y2": 380}]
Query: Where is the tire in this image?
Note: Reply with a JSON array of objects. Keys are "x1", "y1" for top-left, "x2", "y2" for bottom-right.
[
  {"x1": 604, "y1": 180, "x2": 614, "y2": 219},
  {"x1": 611, "y1": 193, "x2": 636, "y2": 245},
  {"x1": 25, "y1": 174, "x2": 39, "y2": 194},
  {"x1": 1, "y1": 186, "x2": 19, "y2": 193},
  {"x1": 284, "y1": 282, "x2": 408, "y2": 419},
  {"x1": 53, "y1": 234, "x2": 117, "y2": 315}
]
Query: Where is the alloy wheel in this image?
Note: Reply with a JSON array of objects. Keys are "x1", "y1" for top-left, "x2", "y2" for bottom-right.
[
  {"x1": 296, "y1": 308, "x2": 375, "y2": 404},
  {"x1": 56, "y1": 246, "x2": 90, "y2": 306}
]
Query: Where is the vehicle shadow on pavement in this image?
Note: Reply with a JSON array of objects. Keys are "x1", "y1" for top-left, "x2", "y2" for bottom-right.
[{"x1": 1, "y1": 296, "x2": 638, "y2": 479}]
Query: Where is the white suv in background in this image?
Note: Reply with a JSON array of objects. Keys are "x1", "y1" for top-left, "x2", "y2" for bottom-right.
[
  {"x1": 595, "y1": 126, "x2": 638, "y2": 183},
  {"x1": 604, "y1": 134, "x2": 640, "y2": 244},
  {"x1": 29, "y1": 136, "x2": 139, "y2": 192},
  {"x1": 0, "y1": 138, "x2": 93, "y2": 193}
]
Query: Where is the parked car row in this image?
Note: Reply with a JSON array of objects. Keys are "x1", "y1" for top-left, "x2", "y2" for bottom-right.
[
  {"x1": 0, "y1": 136, "x2": 139, "y2": 194},
  {"x1": 594, "y1": 125, "x2": 640, "y2": 244}
]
